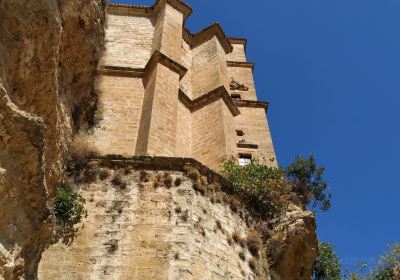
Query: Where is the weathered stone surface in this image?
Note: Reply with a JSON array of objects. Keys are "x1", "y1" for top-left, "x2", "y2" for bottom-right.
[
  {"x1": 38, "y1": 168, "x2": 270, "y2": 280},
  {"x1": 94, "y1": 2, "x2": 277, "y2": 169},
  {"x1": 0, "y1": 0, "x2": 105, "y2": 278},
  {"x1": 268, "y1": 207, "x2": 318, "y2": 280}
]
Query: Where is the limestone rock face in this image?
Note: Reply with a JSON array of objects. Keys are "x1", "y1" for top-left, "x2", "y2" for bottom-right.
[
  {"x1": 38, "y1": 164, "x2": 272, "y2": 280},
  {"x1": 0, "y1": 0, "x2": 105, "y2": 278},
  {"x1": 268, "y1": 207, "x2": 318, "y2": 280}
]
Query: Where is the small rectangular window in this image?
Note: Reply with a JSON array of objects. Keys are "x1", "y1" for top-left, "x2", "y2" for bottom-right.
[{"x1": 238, "y1": 155, "x2": 252, "y2": 167}]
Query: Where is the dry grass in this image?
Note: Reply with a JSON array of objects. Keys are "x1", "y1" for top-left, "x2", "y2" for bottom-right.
[
  {"x1": 239, "y1": 251, "x2": 246, "y2": 261},
  {"x1": 111, "y1": 173, "x2": 126, "y2": 190},
  {"x1": 180, "y1": 210, "x2": 189, "y2": 222},
  {"x1": 248, "y1": 258, "x2": 257, "y2": 272},
  {"x1": 232, "y1": 231, "x2": 246, "y2": 248},
  {"x1": 124, "y1": 166, "x2": 133, "y2": 175},
  {"x1": 82, "y1": 163, "x2": 99, "y2": 183},
  {"x1": 193, "y1": 181, "x2": 206, "y2": 195},
  {"x1": 139, "y1": 170, "x2": 153, "y2": 182},
  {"x1": 185, "y1": 166, "x2": 200, "y2": 181},
  {"x1": 174, "y1": 177, "x2": 182, "y2": 187},
  {"x1": 246, "y1": 230, "x2": 262, "y2": 257},
  {"x1": 227, "y1": 236, "x2": 233, "y2": 246},
  {"x1": 164, "y1": 174, "x2": 174, "y2": 189},
  {"x1": 232, "y1": 231, "x2": 241, "y2": 244},
  {"x1": 99, "y1": 168, "x2": 110, "y2": 180},
  {"x1": 69, "y1": 134, "x2": 99, "y2": 163},
  {"x1": 216, "y1": 220, "x2": 222, "y2": 230}
]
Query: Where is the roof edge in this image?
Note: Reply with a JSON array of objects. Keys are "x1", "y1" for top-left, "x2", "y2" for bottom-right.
[
  {"x1": 183, "y1": 23, "x2": 233, "y2": 54},
  {"x1": 228, "y1": 37, "x2": 248, "y2": 53},
  {"x1": 109, "y1": 0, "x2": 192, "y2": 20}
]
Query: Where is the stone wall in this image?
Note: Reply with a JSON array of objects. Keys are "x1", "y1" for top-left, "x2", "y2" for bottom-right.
[
  {"x1": 235, "y1": 106, "x2": 277, "y2": 164},
  {"x1": 93, "y1": 75, "x2": 144, "y2": 156},
  {"x1": 37, "y1": 156, "x2": 317, "y2": 280},
  {"x1": 103, "y1": 13, "x2": 155, "y2": 68},
  {"x1": 38, "y1": 164, "x2": 267, "y2": 280}
]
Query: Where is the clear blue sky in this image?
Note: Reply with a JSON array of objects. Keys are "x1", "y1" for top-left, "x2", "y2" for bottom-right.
[{"x1": 111, "y1": 0, "x2": 400, "y2": 271}]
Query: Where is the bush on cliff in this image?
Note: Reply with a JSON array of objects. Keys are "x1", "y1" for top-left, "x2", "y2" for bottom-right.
[
  {"x1": 54, "y1": 186, "x2": 86, "y2": 225},
  {"x1": 220, "y1": 154, "x2": 331, "y2": 217},
  {"x1": 220, "y1": 159, "x2": 290, "y2": 218}
]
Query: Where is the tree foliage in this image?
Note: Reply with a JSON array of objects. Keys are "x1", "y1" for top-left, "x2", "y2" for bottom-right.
[
  {"x1": 312, "y1": 242, "x2": 400, "y2": 280},
  {"x1": 286, "y1": 154, "x2": 331, "y2": 211},
  {"x1": 54, "y1": 186, "x2": 86, "y2": 225},
  {"x1": 312, "y1": 242, "x2": 342, "y2": 280},
  {"x1": 350, "y1": 243, "x2": 400, "y2": 280}
]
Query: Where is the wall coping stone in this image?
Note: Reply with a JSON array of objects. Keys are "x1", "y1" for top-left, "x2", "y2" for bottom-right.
[{"x1": 109, "y1": 0, "x2": 192, "y2": 19}]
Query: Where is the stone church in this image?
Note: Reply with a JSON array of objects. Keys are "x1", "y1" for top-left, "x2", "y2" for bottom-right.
[{"x1": 93, "y1": 0, "x2": 277, "y2": 169}]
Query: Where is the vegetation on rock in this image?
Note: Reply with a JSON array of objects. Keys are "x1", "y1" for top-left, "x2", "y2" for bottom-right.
[
  {"x1": 220, "y1": 159, "x2": 289, "y2": 218},
  {"x1": 54, "y1": 186, "x2": 86, "y2": 226},
  {"x1": 221, "y1": 154, "x2": 331, "y2": 218}
]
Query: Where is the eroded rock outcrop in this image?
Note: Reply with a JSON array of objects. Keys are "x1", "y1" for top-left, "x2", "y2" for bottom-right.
[
  {"x1": 0, "y1": 0, "x2": 105, "y2": 278},
  {"x1": 267, "y1": 207, "x2": 318, "y2": 280}
]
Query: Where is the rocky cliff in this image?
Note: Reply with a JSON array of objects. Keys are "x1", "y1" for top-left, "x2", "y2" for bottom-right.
[
  {"x1": 0, "y1": 0, "x2": 105, "y2": 278},
  {"x1": 37, "y1": 157, "x2": 317, "y2": 280},
  {"x1": 0, "y1": 1, "x2": 317, "y2": 279}
]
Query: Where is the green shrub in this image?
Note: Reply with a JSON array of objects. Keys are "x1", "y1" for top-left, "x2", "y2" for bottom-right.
[
  {"x1": 312, "y1": 242, "x2": 341, "y2": 280},
  {"x1": 54, "y1": 186, "x2": 86, "y2": 225},
  {"x1": 221, "y1": 154, "x2": 331, "y2": 217},
  {"x1": 221, "y1": 159, "x2": 289, "y2": 219},
  {"x1": 286, "y1": 154, "x2": 331, "y2": 211}
]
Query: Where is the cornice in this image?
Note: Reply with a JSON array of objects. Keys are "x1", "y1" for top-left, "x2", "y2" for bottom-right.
[
  {"x1": 234, "y1": 100, "x2": 269, "y2": 113},
  {"x1": 154, "y1": 0, "x2": 192, "y2": 20},
  {"x1": 145, "y1": 50, "x2": 188, "y2": 80},
  {"x1": 99, "y1": 66, "x2": 145, "y2": 78},
  {"x1": 108, "y1": 0, "x2": 192, "y2": 20},
  {"x1": 179, "y1": 86, "x2": 240, "y2": 117},
  {"x1": 227, "y1": 61, "x2": 255, "y2": 71},
  {"x1": 237, "y1": 143, "x2": 259, "y2": 149},
  {"x1": 183, "y1": 23, "x2": 233, "y2": 54},
  {"x1": 228, "y1": 37, "x2": 247, "y2": 53},
  {"x1": 99, "y1": 51, "x2": 187, "y2": 82}
]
